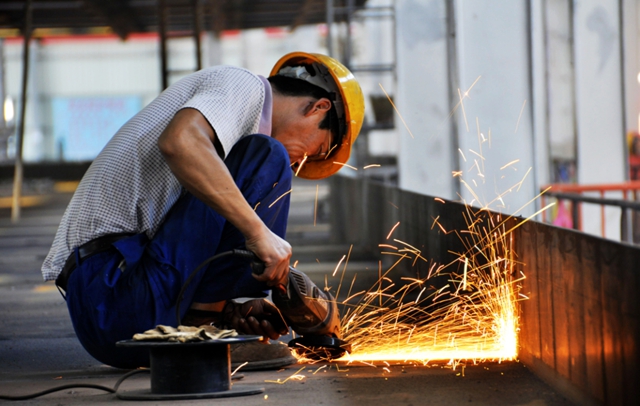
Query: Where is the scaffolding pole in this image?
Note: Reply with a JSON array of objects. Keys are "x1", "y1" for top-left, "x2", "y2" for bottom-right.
[
  {"x1": 193, "y1": 0, "x2": 203, "y2": 71},
  {"x1": 11, "y1": 0, "x2": 32, "y2": 223},
  {"x1": 158, "y1": 0, "x2": 169, "y2": 90},
  {"x1": 326, "y1": 0, "x2": 334, "y2": 57}
]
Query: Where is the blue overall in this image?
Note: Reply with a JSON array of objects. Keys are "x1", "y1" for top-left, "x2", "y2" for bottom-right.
[{"x1": 64, "y1": 134, "x2": 292, "y2": 368}]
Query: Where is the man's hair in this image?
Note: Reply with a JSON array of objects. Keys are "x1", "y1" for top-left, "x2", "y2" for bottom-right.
[{"x1": 268, "y1": 75, "x2": 341, "y2": 146}]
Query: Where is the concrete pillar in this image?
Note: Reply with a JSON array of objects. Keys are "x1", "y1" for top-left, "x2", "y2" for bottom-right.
[
  {"x1": 574, "y1": 0, "x2": 625, "y2": 184},
  {"x1": 573, "y1": 0, "x2": 626, "y2": 238},
  {"x1": 530, "y1": 0, "x2": 551, "y2": 194},
  {"x1": 453, "y1": 0, "x2": 536, "y2": 216},
  {"x1": 622, "y1": 0, "x2": 639, "y2": 137},
  {"x1": 396, "y1": 0, "x2": 455, "y2": 199},
  {"x1": 21, "y1": 40, "x2": 43, "y2": 162},
  {"x1": 545, "y1": 0, "x2": 578, "y2": 181}
]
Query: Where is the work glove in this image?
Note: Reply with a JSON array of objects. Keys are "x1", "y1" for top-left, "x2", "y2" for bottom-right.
[
  {"x1": 132, "y1": 324, "x2": 237, "y2": 343},
  {"x1": 223, "y1": 299, "x2": 289, "y2": 340}
]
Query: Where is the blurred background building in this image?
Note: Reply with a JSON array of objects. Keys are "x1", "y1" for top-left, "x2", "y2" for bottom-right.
[{"x1": 0, "y1": 0, "x2": 639, "y2": 239}]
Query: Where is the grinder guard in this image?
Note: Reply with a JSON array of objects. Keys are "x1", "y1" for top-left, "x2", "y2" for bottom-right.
[
  {"x1": 271, "y1": 267, "x2": 350, "y2": 359},
  {"x1": 272, "y1": 267, "x2": 341, "y2": 338}
]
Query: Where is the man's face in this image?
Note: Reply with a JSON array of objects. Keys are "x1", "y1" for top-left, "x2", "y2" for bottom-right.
[
  {"x1": 275, "y1": 122, "x2": 332, "y2": 173},
  {"x1": 272, "y1": 98, "x2": 333, "y2": 173}
]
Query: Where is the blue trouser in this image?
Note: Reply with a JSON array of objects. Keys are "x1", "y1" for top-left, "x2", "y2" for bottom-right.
[{"x1": 64, "y1": 134, "x2": 292, "y2": 368}]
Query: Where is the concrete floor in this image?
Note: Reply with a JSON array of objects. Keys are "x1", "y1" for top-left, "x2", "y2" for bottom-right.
[{"x1": 0, "y1": 179, "x2": 574, "y2": 405}]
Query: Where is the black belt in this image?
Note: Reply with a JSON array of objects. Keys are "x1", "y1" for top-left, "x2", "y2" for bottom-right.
[{"x1": 55, "y1": 233, "x2": 134, "y2": 292}]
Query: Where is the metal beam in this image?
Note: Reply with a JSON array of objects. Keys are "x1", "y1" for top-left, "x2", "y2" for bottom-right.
[
  {"x1": 83, "y1": 0, "x2": 144, "y2": 40},
  {"x1": 231, "y1": 0, "x2": 246, "y2": 32},
  {"x1": 0, "y1": 0, "x2": 353, "y2": 33},
  {"x1": 210, "y1": 0, "x2": 230, "y2": 38},
  {"x1": 11, "y1": 0, "x2": 32, "y2": 223},
  {"x1": 290, "y1": 0, "x2": 316, "y2": 30}
]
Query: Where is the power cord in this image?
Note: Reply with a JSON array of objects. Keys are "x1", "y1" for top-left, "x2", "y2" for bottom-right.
[
  {"x1": 0, "y1": 369, "x2": 149, "y2": 401},
  {"x1": 0, "y1": 248, "x2": 259, "y2": 401}
]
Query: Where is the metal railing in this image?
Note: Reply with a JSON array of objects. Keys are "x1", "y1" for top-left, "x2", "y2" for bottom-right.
[{"x1": 541, "y1": 181, "x2": 640, "y2": 244}]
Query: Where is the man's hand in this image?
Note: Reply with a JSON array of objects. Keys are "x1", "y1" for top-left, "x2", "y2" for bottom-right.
[
  {"x1": 224, "y1": 299, "x2": 289, "y2": 340},
  {"x1": 245, "y1": 227, "x2": 291, "y2": 288}
]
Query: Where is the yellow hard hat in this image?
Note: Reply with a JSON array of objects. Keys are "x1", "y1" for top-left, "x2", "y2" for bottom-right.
[{"x1": 270, "y1": 52, "x2": 365, "y2": 180}]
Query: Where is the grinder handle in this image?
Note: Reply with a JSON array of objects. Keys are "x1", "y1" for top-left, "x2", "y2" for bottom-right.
[
  {"x1": 233, "y1": 249, "x2": 287, "y2": 294},
  {"x1": 231, "y1": 249, "x2": 266, "y2": 274}
]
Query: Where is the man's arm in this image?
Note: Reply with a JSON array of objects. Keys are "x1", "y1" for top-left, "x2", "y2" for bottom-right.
[{"x1": 157, "y1": 108, "x2": 291, "y2": 287}]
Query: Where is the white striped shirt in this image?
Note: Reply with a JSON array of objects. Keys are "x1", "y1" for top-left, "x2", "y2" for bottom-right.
[{"x1": 42, "y1": 66, "x2": 268, "y2": 281}]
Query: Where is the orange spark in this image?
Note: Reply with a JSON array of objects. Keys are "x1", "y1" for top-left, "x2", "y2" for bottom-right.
[
  {"x1": 314, "y1": 184, "x2": 319, "y2": 226},
  {"x1": 458, "y1": 148, "x2": 467, "y2": 162},
  {"x1": 386, "y1": 222, "x2": 400, "y2": 240},
  {"x1": 264, "y1": 366, "x2": 306, "y2": 384},
  {"x1": 378, "y1": 244, "x2": 398, "y2": 250},
  {"x1": 295, "y1": 155, "x2": 308, "y2": 177},
  {"x1": 333, "y1": 162, "x2": 358, "y2": 171},
  {"x1": 500, "y1": 159, "x2": 520, "y2": 170},
  {"x1": 446, "y1": 76, "x2": 481, "y2": 122},
  {"x1": 268, "y1": 189, "x2": 292, "y2": 208},
  {"x1": 458, "y1": 88, "x2": 470, "y2": 132},
  {"x1": 515, "y1": 100, "x2": 527, "y2": 134},
  {"x1": 380, "y1": 83, "x2": 415, "y2": 139},
  {"x1": 333, "y1": 255, "x2": 346, "y2": 277}
]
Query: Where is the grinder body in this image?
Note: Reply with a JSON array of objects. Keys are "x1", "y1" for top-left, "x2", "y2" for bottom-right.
[
  {"x1": 250, "y1": 260, "x2": 350, "y2": 359},
  {"x1": 274, "y1": 267, "x2": 350, "y2": 359},
  {"x1": 272, "y1": 267, "x2": 341, "y2": 338}
]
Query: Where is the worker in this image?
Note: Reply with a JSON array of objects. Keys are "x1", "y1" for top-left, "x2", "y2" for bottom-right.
[{"x1": 41, "y1": 52, "x2": 364, "y2": 369}]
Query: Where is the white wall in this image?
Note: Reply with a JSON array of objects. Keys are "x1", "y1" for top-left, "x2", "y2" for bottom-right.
[
  {"x1": 395, "y1": 0, "x2": 537, "y2": 215},
  {"x1": 396, "y1": 0, "x2": 455, "y2": 199},
  {"x1": 545, "y1": 0, "x2": 577, "y2": 164},
  {"x1": 574, "y1": 1, "x2": 625, "y2": 185},
  {"x1": 530, "y1": 0, "x2": 551, "y2": 192},
  {"x1": 454, "y1": 0, "x2": 536, "y2": 216},
  {"x1": 393, "y1": 0, "x2": 634, "y2": 233}
]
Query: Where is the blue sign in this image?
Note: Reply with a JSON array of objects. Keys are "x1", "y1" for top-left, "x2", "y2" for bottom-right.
[{"x1": 52, "y1": 96, "x2": 141, "y2": 161}]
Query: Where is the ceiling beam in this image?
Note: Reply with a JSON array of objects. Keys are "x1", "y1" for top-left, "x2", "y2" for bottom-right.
[
  {"x1": 209, "y1": 0, "x2": 230, "y2": 37},
  {"x1": 290, "y1": 0, "x2": 316, "y2": 31},
  {"x1": 231, "y1": 0, "x2": 246, "y2": 32},
  {"x1": 83, "y1": 0, "x2": 144, "y2": 39}
]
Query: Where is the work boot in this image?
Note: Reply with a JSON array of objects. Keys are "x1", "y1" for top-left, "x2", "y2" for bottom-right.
[{"x1": 231, "y1": 340, "x2": 297, "y2": 371}]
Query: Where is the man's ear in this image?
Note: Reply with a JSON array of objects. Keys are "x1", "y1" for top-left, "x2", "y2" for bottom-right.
[{"x1": 304, "y1": 98, "x2": 332, "y2": 117}]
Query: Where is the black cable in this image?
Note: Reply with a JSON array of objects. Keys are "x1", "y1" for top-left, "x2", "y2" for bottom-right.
[
  {"x1": 113, "y1": 368, "x2": 150, "y2": 393},
  {"x1": 174, "y1": 249, "x2": 260, "y2": 326},
  {"x1": 0, "y1": 250, "x2": 259, "y2": 401},
  {"x1": 0, "y1": 384, "x2": 114, "y2": 401},
  {"x1": 0, "y1": 369, "x2": 149, "y2": 401}
]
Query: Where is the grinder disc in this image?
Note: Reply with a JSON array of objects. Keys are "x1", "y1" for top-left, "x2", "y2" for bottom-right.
[{"x1": 288, "y1": 336, "x2": 351, "y2": 361}]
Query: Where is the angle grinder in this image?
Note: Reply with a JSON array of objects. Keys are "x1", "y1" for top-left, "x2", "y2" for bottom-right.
[
  {"x1": 250, "y1": 259, "x2": 351, "y2": 360},
  {"x1": 175, "y1": 249, "x2": 352, "y2": 360}
]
